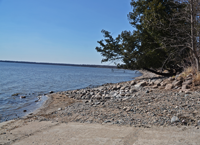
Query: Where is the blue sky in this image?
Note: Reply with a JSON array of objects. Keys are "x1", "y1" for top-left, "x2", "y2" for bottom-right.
[{"x1": 0, "y1": 0, "x2": 133, "y2": 65}]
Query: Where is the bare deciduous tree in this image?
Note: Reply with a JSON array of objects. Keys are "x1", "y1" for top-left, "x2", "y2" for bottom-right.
[{"x1": 145, "y1": 0, "x2": 200, "y2": 72}]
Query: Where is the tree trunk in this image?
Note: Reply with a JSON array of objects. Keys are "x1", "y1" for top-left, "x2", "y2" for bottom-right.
[
  {"x1": 191, "y1": 0, "x2": 200, "y2": 71},
  {"x1": 143, "y1": 67, "x2": 176, "y2": 76}
]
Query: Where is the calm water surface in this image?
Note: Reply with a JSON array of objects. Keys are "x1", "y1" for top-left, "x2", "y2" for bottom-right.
[{"x1": 0, "y1": 62, "x2": 141, "y2": 122}]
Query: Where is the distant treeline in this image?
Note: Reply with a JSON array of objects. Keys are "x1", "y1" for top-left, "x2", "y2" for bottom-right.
[{"x1": 0, "y1": 60, "x2": 117, "y2": 69}]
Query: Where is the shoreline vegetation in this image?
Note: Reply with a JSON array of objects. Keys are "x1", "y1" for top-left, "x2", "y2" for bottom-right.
[
  {"x1": 1, "y1": 70, "x2": 200, "y2": 144},
  {"x1": 0, "y1": 60, "x2": 117, "y2": 69}
]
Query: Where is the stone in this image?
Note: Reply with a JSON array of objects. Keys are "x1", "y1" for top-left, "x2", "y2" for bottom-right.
[
  {"x1": 104, "y1": 120, "x2": 111, "y2": 123},
  {"x1": 168, "y1": 77, "x2": 175, "y2": 81},
  {"x1": 12, "y1": 93, "x2": 19, "y2": 96},
  {"x1": 105, "y1": 96, "x2": 111, "y2": 99},
  {"x1": 182, "y1": 80, "x2": 192, "y2": 86},
  {"x1": 160, "y1": 81, "x2": 167, "y2": 86},
  {"x1": 23, "y1": 110, "x2": 27, "y2": 112},
  {"x1": 134, "y1": 81, "x2": 147, "y2": 88},
  {"x1": 120, "y1": 92, "x2": 126, "y2": 96},
  {"x1": 198, "y1": 120, "x2": 200, "y2": 126},
  {"x1": 152, "y1": 84, "x2": 158, "y2": 88},
  {"x1": 130, "y1": 81, "x2": 136, "y2": 85},
  {"x1": 126, "y1": 107, "x2": 132, "y2": 112},
  {"x1": 110, "y1": 91, "x2": 117, "y2": 96},
  {"x1": 49, "y1": 91, "x2": 54, "y2": 94},
  {"x1": 85, "y1": 95, "x2": 92, "y2": 100},
  {"x1": 182, "y1": 85, "x2": 189, "y2": 90},
  {"x1": 116, "y1": 85, "x2": 121, "y2": 89},
  {"x1": 172, "y1": 80, "x2": 182, "y2": 87},
  {"x1": 129, "y1": 89, "x2": 137, "y2": 93},
  {"x1": 95, "y1": 95, "x2": 102, "y2": 100},
  {"x1": 20, "y1": 96, "x2": 26, "y2": 99},
  {"x1": 120, "y1": 86, "x2": 127, "y2": 90},
  {"x1": 154, "y1": 79, "x2": 163, "y2": 85},
  {"x1": 171, "y1": 116, "x2": 180, "y2": 123},
  {"x1": 165, "y1": 84, "x2": 173, "y2": 89},
  {"x1": 58, "y1": 108, "x2": 62, "y2": 111},
  {"x1": 95, "y1": 102, "x2": 100, "y2": 105},
  {"x1": 122, "y1": 97, "x2": 129, "y2": 101},
  {"x1": 112, "y1": 86, "x2": 118, "y2": 90},
  {"x1": 185, "y1": 90, "x2": 192, "y2": 94}
]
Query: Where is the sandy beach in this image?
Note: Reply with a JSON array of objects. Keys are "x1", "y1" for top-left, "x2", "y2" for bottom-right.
[{"x1": 1, "y1": 70, "x2": 200, "y2": 145}]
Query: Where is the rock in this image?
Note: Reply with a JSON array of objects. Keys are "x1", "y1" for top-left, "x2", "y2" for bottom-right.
[
  {"x1": 12, "y1": 93, "x2": 19, "y2": 96},
  {"x1": 172, "y1": 80, "x2": 182, "y2": 87},
  {"x1": 95, "y1": 95, "x2": 102, "y2": 100},
  {"x1": 134, "y1": 81, "x2": 147, "y2": 88},
  {"x1": 171, "y1": 116, "x2": 180, "y2": 123},
  {"x1": 95, "y1": 102, "x2": 100, "y2": 105},
  {"x1": 104, "y1": 120, "x2": 111, "y2": 123},
  {"x1": 198, "y1": 120, "x2": 200, "y2": 126},
  {"x1": 110, "y1": 91, "x2": 117, "y2": 96},
  {"x1": 49, "y1": 91, "x2": 54, "y2": 94},
  {"x1": 185, "y1": 90, "x2": 191, "y2": 94},
  {"x1": 165, "y1": 84, "x2": 173, "y2": 89},
  {"x1": 105, "y1": 96, "x2": 111, "y2": 99},
  {"x1": 129, "y1": 89, "x2": 137, "y2": 93},
  {"x1": 20, "y1": 96, "x2": 26, "y2": 99},
  {"x1": 112, "y1": 86, "x2": 118, "y2": 90},
  {"x1": 58, "y1": 108, "x2": 62, "y2": 111},
  {"x1": 152, "y1": 84, "x2": 158, "y2": 88},
  {"x1": 182, "y1": 85, "x2": 189, "y2": 90},
  {"x1": 168, "y1": 77, "x2": 175, "y2": 81},
  {"x1": 85, "y1": 95, "x2": 92, "y2": 100},
  {"x1": 186, "y1": 74, "x2": 193, "y2": 80},
  {"x1": 126, "y1": 107, "x2": 132, "y2": 112},
  {"x1": 116, "y1": 85, "x2": 121, "y2": 89},
  {"x1": 154, "y1": 79, "x2": 163, "y2": 85},
  {"x1": 130, "y1": 81, "x2": 136, "y2": 85},
  {"x1": 123, "y1": 107, "x2": 127, "y2": 110},
  {"x1": 182, "y1": 80, "x2": 192, "y2": 86},
  {"x1": 122, "y1": 97, "x2": 129, "y2": 101},
  {"x1": 145, "y1": 90, "x2": 149, "y2": 93},
  {"x1": 160, "y1": 81, "x2": 167, "y2": 87},
  {"x1": 23, "y1": 110, "x2": 27, "y2": 112},
  {"x1": 120, "y1": 86, "x2": 127, "y2": 90}
]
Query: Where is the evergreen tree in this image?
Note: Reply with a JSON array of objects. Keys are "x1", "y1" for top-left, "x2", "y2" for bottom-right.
[{"x1": 96, "y1": 0, "x2": 191, "y2": 74}]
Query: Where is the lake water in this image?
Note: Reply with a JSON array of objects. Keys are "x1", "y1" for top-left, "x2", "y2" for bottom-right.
[{"x1": 0, "y1": 62, "x2": 141, "y2": 122}]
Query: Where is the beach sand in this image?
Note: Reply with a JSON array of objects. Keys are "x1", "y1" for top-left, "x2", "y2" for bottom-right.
[{"x1": 1, "y1": 70, "x2": 200, "y2": 145}]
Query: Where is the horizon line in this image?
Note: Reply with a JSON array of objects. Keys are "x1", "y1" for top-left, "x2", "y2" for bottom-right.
[{"x1": 0, "y1": 60, "x2": 117, "y2": 68}]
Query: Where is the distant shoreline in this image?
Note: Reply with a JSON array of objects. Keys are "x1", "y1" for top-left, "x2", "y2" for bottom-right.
[{"x1": 0, "y1": 60, "x2": 117, "y2": 69}]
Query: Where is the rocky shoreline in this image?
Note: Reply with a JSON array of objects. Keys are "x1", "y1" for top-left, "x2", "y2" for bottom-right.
[{"x1": 23, "y1": 70, "x2": 200, "y2": 129}]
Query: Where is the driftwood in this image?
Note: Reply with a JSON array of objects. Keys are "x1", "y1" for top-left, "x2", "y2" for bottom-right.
[{"x1": 143, "y1": 67, "x2": 176, "y2": 77}]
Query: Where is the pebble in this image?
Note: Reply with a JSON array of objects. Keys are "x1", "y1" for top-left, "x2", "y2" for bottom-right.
[
  {"x1": 171, "y1": 116, "x2": 179, "y2": 123},
  {"x1": 198, "y1": 120, "x2": 200, "y2": 126},
  {"x1": 49, "y1": 91, "x2": 54, "y2": 94},
  {"x1": 27, "y1": 73, "x2": 200, "y2": 128},
  {"x1": 20, "y1": 96, "x2": 26, "y2": 99},
  {"x1": 104, "y1": 120, "x2": 111, "y2": 123}
]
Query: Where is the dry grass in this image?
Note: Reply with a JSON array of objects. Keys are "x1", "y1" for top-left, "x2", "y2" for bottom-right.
[
  {"x1": 180, "y1": 67, "x2": 200, "y2": 86},
  {"x1": 194, "y1": 71, "x2": 200, "y2": 85}
]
